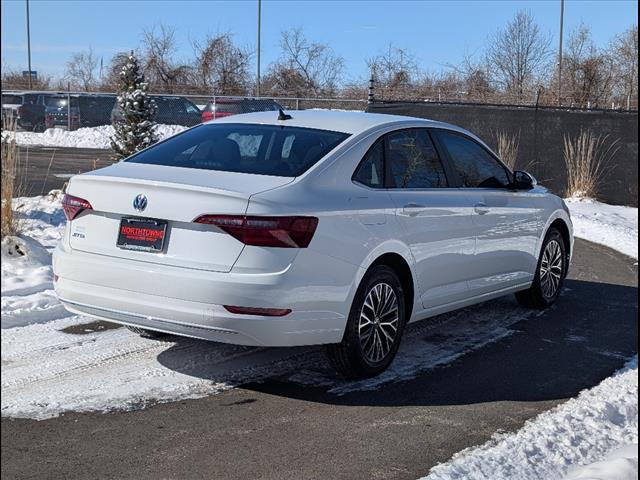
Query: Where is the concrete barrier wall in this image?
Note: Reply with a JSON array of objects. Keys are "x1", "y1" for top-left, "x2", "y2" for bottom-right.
[{"x1": 367, "y1": 102, "x2": 638, "y2": 206}]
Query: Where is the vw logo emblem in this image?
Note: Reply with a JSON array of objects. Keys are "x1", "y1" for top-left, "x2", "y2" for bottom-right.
[{"x1": 133, "y1": 194, "x2": 148, "y2": 212}]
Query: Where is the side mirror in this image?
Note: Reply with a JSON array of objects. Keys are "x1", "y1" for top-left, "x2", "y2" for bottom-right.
[{"x1": 512, "y1": 170, "x2": 537, "y2": 190}]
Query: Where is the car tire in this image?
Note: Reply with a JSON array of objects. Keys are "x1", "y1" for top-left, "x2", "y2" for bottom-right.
[
  {"x1": 326, "y1": 265, "x2": 407, "y2": 379},
  {"x1": 515, "y1": 228, "x2": 567, "y2": 309},
  {"x1": 125, "y1": 325, "x2": 167, "y2": 339}
]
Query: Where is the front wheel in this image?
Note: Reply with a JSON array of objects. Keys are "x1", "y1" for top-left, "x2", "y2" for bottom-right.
[
  {"x1": 516, "y1": 228, "x2": 567, "y2": 309},
  {"x1": 326, "y1": 265, "x2": 407, "y2": 379}
]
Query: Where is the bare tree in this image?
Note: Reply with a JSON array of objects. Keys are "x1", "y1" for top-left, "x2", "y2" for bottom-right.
[
  {"x1": 446, "y1": 51, "x2": 495, "y2": 101},
  {"x1": 486, "y1": 11, "x2": 552, "y2": 99},
  {"x1": 562, "y1": 25, "x2": 615, "y2": 108},
  {"x1": 264, "y1": 28, "x2": 344, "y2": 97},
  {"x1": 1, "y1": 69, "x2": 51, "y2": 90},
  {"x1": 65, "y1": 48, "x2": 98, "y2": 91},
  {"x1": 192, "y1": 33, "x2": 251, "y2": 95},
  {"x1": 609, "y1": 25, "x2": 638, "y2": 109},
  {"x1": 367, "y1": 44, "x2": 418, "y2": 98},
  {"x1": 142, "y1": 24, "x2": 191, "y2": 93},
  {"x1": 101, "y1": 51, "x2": 131, "y2": 90}
]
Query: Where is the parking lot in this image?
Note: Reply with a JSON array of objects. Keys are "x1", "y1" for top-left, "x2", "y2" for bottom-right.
[{"x1": 2, "y1": 238, "x2": 636, "y2": 480}]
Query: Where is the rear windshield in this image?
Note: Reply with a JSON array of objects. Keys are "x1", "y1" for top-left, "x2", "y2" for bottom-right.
[
  {"x1": 46, "y1": 96, "x2": 79, "y2": 108},
  {"x1": 126, "y1": 123, "x2": 350, "y2": 177}
]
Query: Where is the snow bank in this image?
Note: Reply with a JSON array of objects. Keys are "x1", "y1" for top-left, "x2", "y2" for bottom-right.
[
  {"x1": 1, "y1": 192, "x2": 67, "y2": 329},
  {"x1": 564, "y1": 444, "x2": 638, "y2": 480},
  {"x1": 10, "y1": 124, "x2": 187, "y2": 149},
  {"x1": 566, "y1": 197, "x2": 638, "y2": 260},
  {"x1": 422, "y1": 356, "x2": 638, "y2": 480}
]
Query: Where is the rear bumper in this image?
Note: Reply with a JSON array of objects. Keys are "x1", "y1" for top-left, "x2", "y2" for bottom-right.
[{"x1": 53, "y1": 244, "x2": 358, "y2": 347}]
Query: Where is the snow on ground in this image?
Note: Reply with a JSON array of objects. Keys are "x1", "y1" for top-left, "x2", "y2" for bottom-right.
[
  {"x1": 8, "y1": 124, "x2": 187, "y2": 149},
  {"x1": 566, "y1": 197, "x2": 638, "y2": 260},
  {"x1": 564, "y1": 444, "x2": 638, "y2": 480},
  {"x1": 421, "y1": 356, "x2": 638, "y2": 480}
]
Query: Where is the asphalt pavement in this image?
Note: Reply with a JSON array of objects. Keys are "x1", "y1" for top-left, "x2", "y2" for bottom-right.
[
  {"x1": 1, "y1": 238, "x2": 637, "y2": 480},
  {"x1": 17, "y1": 146, "x2": 114, "y2": 196}
]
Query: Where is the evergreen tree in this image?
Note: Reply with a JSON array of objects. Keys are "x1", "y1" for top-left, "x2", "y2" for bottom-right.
[{"x1": 110, "y1": 51, "x2": 157, "y2": 159}]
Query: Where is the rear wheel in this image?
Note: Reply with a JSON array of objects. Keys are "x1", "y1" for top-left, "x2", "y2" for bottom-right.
[
  {"x1": 326, "y1": 265, "x2": 407, "y2": 379},
  {"x1": 126, "y1": 325, "x2": 167, "y2": 339},
  {"x1": 516, "y1": 228, "x2": 566, "y2": 309}
]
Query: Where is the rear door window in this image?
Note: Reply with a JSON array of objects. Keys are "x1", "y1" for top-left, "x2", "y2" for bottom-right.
[
  {"x1": 127, "y1": 124, "x2": 349, "y2": 177},
  {"x1": 386, "y1": 129, "x2": 448, "y2": 188}
]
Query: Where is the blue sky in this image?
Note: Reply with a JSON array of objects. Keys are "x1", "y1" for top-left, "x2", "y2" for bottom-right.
[{"x1": 1, "y1": 0, "x2": 637, "y2": 82}]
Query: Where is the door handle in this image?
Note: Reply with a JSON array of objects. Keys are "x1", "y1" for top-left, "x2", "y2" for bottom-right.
[
  {"x1": 402, "y1": 203, "x2": 427, "y2": 216},
  {"x1": 474, "y1": 202, "x2": 490, "y2": 215}
]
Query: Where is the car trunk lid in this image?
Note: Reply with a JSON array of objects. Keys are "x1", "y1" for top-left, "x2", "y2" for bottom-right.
[{"x1": 66, "y1": 162, "x2": 293, "y2": 272}]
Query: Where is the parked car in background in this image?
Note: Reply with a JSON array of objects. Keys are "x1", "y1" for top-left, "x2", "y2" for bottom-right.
[
  {"x1": 111, "y1": 95, "x2": 201, "y2": 127},
  {"x1": 200, "y1": 98, "x2": 283, "y2": 122},
  {"x1": 45, "y1": 94, "x2": 117, "y2": 131},
  {"x1": 78, "y1": 94, "x2": 116, "y2": 128},
  {"x1": 54, "y1": 111, "x2": 573, "y2": 379},
  {"x1": 2, "y1": 91, "x2": 54, "y2": 132},
  {"x1": 45, "y1": 95, "x2": 80, "y2": 130}
]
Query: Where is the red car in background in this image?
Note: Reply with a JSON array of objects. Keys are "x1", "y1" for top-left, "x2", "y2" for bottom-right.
[{"x1": 201, "y1": 98, "x2": 283, "y2": 122}]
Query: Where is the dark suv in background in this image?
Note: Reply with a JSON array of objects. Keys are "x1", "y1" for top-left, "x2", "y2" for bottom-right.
[
  {"x1": 45, "y1": 94, "x2": 116, "y2": 130},
  {"x1": 2, "y1": 92, "x2": 54, "y2": 132},
  {"x1": 44, "y1": 95, "x2": 80, "y2": 130},
  {"x1": 200, "y1": 98, "x2": 283, "y2": 122},
  {"x1": 111, "y1": 95, "x2": 201, "y2": 127}
]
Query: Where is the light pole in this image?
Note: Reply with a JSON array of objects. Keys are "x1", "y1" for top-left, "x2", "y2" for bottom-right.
[
  {"x1": 256, "y1": 0, "x2": 261, "y2": 97},
  {"x1": 26, "y1": 0, "x2": 32, "y2": 89},
  {"x1": 557, "y1": 0, "x2": 564, "y2": 106}
]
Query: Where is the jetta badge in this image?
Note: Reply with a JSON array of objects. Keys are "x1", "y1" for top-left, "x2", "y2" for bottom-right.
[{"x1": 133, "y1": 194, "x2": 148, "y2": 212}]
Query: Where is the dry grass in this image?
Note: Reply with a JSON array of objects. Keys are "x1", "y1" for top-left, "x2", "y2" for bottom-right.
[
  {"x1": 563, "y1": 129, "x2": 621, "y2": 199},
  {"x1": 495, "y1": 130, "x2": 520, "y2": 170},
  {"x1": 1, "y1": 115, "x2": 24, "y2": 238}
]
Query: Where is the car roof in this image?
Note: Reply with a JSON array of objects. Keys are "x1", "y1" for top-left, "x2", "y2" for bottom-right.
[{"x1": 208, "y1": 109, "x2": 464, "y2": 136}]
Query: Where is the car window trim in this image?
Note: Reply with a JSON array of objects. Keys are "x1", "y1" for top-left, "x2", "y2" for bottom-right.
[
  {"x1": 430, "y1": 127, "x2": 514, "y2": 189},
  {"x1": 352, "y1": 127, "x2": 452, "y2": 190}
]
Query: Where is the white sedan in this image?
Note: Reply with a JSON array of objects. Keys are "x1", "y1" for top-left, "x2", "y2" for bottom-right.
[{"x1": 53, "y1": 110, "x2": 573, "y2": 378}]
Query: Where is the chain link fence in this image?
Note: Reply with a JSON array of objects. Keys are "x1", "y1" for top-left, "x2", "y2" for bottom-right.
[
  {"x1": 371, "y1": 84, "x2": 639, "y2": 112},
  {"x1": 0, "y1": 89, "x2": 367, "y2": 133}
]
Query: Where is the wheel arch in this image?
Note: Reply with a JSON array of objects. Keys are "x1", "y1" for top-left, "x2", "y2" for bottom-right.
[
  {"x1": 549, "y1": 218, "x2": 572, "y2": 258},
  {"x1": 361, "y1": 249, "x2": 416, "y2": 322},
  {"x1": 541, "y1": 212, "x2": 573, "y2": 277}
]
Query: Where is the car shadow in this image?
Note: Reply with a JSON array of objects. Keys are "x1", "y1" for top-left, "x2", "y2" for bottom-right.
[{"x1": 156, "y1": 278, "x2": 638, "y2": 407}]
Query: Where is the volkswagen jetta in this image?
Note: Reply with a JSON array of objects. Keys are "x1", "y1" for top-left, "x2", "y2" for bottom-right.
[{"x1": 53, "y1": 110, "x2": 573, "y2": 378}]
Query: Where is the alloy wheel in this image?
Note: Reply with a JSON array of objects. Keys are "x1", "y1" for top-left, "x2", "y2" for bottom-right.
[
  {"x1": 358, "y1": 282, "x2": 399, "y2": 364},
  {"x1": 540, "y1": 239, "x2": 563, "y2": 298}
]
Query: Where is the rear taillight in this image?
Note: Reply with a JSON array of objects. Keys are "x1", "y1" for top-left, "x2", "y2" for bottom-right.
[
  {"x1": 201, "y1": 111, "x2": 213, "y2": 122},
  {"x1": 17, "y1": 106, "x2": 24, "y2": 118},
  {"x1": 223, "y1": 305, "x2": 291, "y2": 316},
  {"x1": 62, "y1": 194, "x2": 92, "y2": 221},
  {"x1": 194, "y1": 215, "x2": 318, "y2": 248}
]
